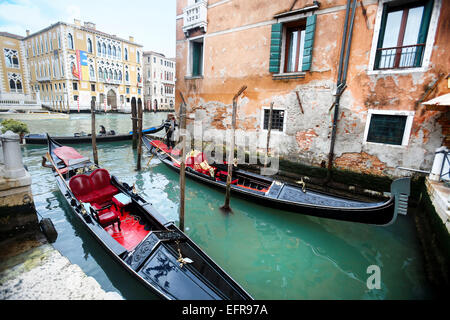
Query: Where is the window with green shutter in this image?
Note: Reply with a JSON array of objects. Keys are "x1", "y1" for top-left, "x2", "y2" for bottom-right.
[
  {"x1": 269, "y1": 14, "x2": 317, "y2": 75},
  {"x1": 374, "y1": 0, "x2": 434, "y2": 70}
]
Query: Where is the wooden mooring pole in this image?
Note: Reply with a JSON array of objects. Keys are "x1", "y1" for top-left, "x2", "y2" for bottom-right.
[
  {"x1": 264, "y1": 101, "x2": 273, "y2": 169},
  {"x1": 178, "y1": 92, "x2": 187, "y2": 231},
  {"x1": 131, "y1": 98, "x2": 137, "y2": 149},
  {"x1": 136, "y1": 98, "x2": 143, "y2": 171},
  {"x1": 91, "y1": 97, "x2": 99, "y2": 166},
  {"x1": 221, "y1": 85, "x2": 247, "y2": 212}
]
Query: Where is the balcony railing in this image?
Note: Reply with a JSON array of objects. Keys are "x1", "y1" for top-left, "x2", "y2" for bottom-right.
[
  {"x1": 182, "y1": 0, "x2": 207, "y2": 36},
  {"x1": 375, "y1": 43, "x2": 425, "y2": 70}
]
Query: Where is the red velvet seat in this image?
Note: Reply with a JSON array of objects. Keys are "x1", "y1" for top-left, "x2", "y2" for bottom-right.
[
  {"x1": 97, "y1": 210, "x2": 121, "y2": 231},
  {"x1": 69, "y1": 175, "x2": 97, "y2": 203},
  {"x1": 89, "y1": 169, "x2": 118, "y2": 204}
]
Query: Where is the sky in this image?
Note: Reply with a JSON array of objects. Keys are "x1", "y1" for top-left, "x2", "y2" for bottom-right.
[{"x1": 0, "y1": 0, "x2": 176, "y2": 57}]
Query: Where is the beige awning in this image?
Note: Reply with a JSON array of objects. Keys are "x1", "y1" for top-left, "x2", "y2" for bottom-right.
[{"x1": 422, "y1": 93, "x2": 450, "y2": 111}]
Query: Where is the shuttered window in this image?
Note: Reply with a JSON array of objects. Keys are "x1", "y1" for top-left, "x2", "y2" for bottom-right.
[{"x1": 269, "y1": 14, "x2": 316, "y2": 74}]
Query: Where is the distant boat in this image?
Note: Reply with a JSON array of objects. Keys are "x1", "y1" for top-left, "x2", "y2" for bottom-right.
[
  {"x1": 142, "y1": 135, "x2": 411, "y2": 226},
  {"x1": 46, "y1": 134, "x2": 253, "y2": 300},
  {"x1": 0, "y1": 110, "x2": 69, "y2": 120},
  {"x1": 24, "y1": 124, "x2": 165, "y2": 144}
]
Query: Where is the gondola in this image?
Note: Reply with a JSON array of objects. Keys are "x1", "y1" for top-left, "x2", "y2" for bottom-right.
[
  {"x1": 142, "y1": 135, "x2": 411, "y2": 226},
  {"x1": 45, "y1": 134, "x2": 252, "y2": 300},
  {"x1": 25, "y1": 124, "x2": 165, "y2": 145}
]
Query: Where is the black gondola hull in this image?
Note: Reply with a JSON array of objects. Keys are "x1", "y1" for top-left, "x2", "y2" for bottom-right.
[
  {"x1": 47, "y1": 134, "x2": 252, "y2": 300},
  {"x1": 142, "y1": 136, "x2": 406, "y2": 226}
]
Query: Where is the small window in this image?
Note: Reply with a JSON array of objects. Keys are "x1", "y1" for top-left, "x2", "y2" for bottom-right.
[
  {"x1": 189, "y1": 38, "x2": 203, "y2": 77},
  {"x1": 126, "y1": 97, "x2": 130, "y2": 102},
  {"x1": 73, "y1": 82, "x2": 78, "y2": 91},
  {"x1": 126, "y1": 87, "x2": 130, "y2": 94},
  {"x1": 263, "y1": 109, "x2": 285, "y2": 132},
  {"x1": 366, "y1": 114, "x2": 407, "y2": 145},
  {"x1": 74, "y1": 95, "x2": 78, "y2": 101},
  {"x1": 87, "y1": 38, "x2": 93, "y2": 53},
  {"x1": 125, "y1": 48, "x2": 128, "y2": 60},
  {"x1": 68, "y1": 33, "x2": 74, "y2": 50},
  {"x1": 91, "y1": 84, "x2": 95, "y2": 91},
  {"x1": 283, "y1": 20, "x2": 306, "y2": 73}
]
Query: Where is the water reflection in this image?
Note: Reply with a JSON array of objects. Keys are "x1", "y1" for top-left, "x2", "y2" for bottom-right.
[{"x1": 20, "y1": 113, "x2": 435, "y2": 299}]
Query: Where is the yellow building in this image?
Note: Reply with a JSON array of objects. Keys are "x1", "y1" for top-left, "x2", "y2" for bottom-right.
[
  {"x1": 22, "y1": 19, "x2": 143, "y2": 112},
  {"x1": 0, "y1": 32, "x2": 35, "y2": 105}
]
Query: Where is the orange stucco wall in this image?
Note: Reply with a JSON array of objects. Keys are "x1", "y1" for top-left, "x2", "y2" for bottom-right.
[{"x1": 176, "y1": 0, "x2": 449, "y2": 177}]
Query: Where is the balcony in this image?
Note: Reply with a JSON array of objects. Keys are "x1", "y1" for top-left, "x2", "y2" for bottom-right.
[{"x1": 182, "y1": 0, "x2": 207, "y2": 37}]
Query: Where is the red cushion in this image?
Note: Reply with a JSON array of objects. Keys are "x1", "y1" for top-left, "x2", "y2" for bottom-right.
[
  {"x1": 98, "y1": 211, "x2": 119, "y2": 225},
  {"x1": 90, "y1": 169, "x2": 111, "y2": 189},
  {"x1": 89, "y1": 169, "x2": 118, "y2": 203},
  {"x1": 69, "y1": 175, "x2": 95, "y2": 203}
]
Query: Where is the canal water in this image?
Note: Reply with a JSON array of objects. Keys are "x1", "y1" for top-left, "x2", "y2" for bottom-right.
[{"x1": 17, "y1": 112, "x2": 434, "y2": 299}]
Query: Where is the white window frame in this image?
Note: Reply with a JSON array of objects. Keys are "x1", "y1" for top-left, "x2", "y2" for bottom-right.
[
  {"x1": 367, "y1": 0, "x2": 441, "y2": 76},
  {"x1": 363, "y1": 109, "x2": 415, "y2": 147},
  {"x1": 260, "y1": 106, "x2": 287, "y2": 134},
  {"x1": 186, "y1": 35, "x2": 205, "y2": 78}
]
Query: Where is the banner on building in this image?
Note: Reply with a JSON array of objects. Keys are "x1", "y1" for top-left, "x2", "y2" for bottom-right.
[{"x1": 75, "y1": 50, "x2": 89, "y2": 81}]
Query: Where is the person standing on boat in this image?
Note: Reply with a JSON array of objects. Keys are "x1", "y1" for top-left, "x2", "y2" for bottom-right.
[
  {"x1": 164, "y1": 114, "x2": 177, "y2": 149},
  {"x1": 99, "y1": 125, "x2": 106, "y2": 135}
]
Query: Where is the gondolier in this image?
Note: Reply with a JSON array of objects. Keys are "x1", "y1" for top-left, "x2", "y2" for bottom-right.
[{"x1": 163, "y1": 114, "x2": 178, "y2": 149}]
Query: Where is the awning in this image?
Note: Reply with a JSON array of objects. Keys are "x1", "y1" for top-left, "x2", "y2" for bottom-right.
[
  {"x1": 54, "y1": 146, "x2": 89, "y2": 166},
  {"x1": 422, "y1": 93, "x2": 450, "y2": 111}
]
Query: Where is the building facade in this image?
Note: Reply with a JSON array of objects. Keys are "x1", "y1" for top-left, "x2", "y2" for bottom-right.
[
  {"x1": 143, "y1": 51, "x2": 176, "y2": 111},
  {"x1": 175, "y1": 0, "x2": 449, "y2": 178},
  {"x1": 19, "y1": 19, "x2": 143, "y2": 112},
  {"x1": 0, "y1": 32, "x2": 35, "y2": 105}
]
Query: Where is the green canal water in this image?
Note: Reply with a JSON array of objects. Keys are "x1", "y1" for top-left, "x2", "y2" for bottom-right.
[{"x1": 17, "y1": 113, "x2": 435, "y2": 299}]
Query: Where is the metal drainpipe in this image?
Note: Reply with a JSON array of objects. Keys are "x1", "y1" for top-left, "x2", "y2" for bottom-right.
[{"x1": 326, "y1": 0, "x2": 357, "y2": 182}]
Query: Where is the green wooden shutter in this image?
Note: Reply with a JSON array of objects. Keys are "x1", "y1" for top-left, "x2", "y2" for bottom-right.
[
  {"x1": 192, "y1": 42, "x2": 203, "y2": 76},
  {"x1": 301, "y1": 14, "x2": 317, "y2": 72},
  {"x1": 415, "y1": 0, "x2": 434, "y2": 67},
  {"x1": 269, "y1": 23, "x2": 282, "y2": 73},
  {"x1": 374, "y1": 4, "x2": 389, "y2": 69}
]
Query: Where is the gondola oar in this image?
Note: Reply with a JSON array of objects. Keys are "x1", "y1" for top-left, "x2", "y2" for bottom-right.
[{"x1": 46, "y1": 152, "x2": 90, "y2": 219}]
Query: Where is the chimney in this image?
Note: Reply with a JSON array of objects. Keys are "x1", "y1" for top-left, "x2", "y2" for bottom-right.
[
  {"x1": 84, "y1": 22, "x2": 96, "y2": 30},
  {"x1": 129, "y1": 36, "x2": 134, "y2": 42},
  {"x1": 26, "y1": 30, "x2": 30, "y2": 36},
  {"x1": 74, "y1": 19, "x2": 81, "y2": 26}
]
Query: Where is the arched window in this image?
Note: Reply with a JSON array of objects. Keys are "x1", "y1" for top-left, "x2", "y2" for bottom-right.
[
  {"x1": 137, "y1": 73, "x2": 141, "y2": 83},
  {"x1": 154, "y1": 86, "x2": 156, "y2": 94},
  {"x1": 98, "y1": 67, "x2": 103, "y2": 80},
  {"x1": 16, "y1": 80, "x2": 22, "y2": 91},
  {"x1": 108, "y1": 44, "x2": 112, "y2": 56},
  {"x1": 108, "y1": 69, "x2": 113, "y2": 81},
  {"x1": 9, "y1": 79, "x2": 16, "y2": 91},
  {"x1": 118, "y1": 47, "x2": 121, "y2": 59},
  {"x1": 97, "y1": 42, "x2": 101, "y2": 55},
  {"x1": 68, "y1": 33, "x2": 74, "y2": 49},
  {"x1": 137, "y1": 51, "x2": 140, "y2": 63},
  {"x1": 118, "y1": 71, "x2": 122, "y2": 81},
  {"x1": 124, "y1": 48, "x2": 128, "y2": 61},
  {"x1": 114, "y1": 70, "x2": 117, "y2": 80},
  {"x1": 125, "y1": 71, "x2": 129, "y2": 82},
  {"x1": 89, "y1": 65, "x2": 95, "y2": 78},
  {"x1": 113, "y1": 46, "x2": 116, "y2": 59},
  {"x1": 87, "y1": 39, "x2": 92, "y2": 53},
  {"x1": 161, "y1": 86, "x2": 163, "y2": 95},
  {"x1": 102, "y1": 43, "x2": 106, "y2": 55}
]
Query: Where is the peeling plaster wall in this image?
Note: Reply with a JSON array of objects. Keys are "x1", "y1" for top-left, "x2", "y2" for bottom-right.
[{"x1": 176, "y1": 0, "x2": 450, "y2": 178}]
